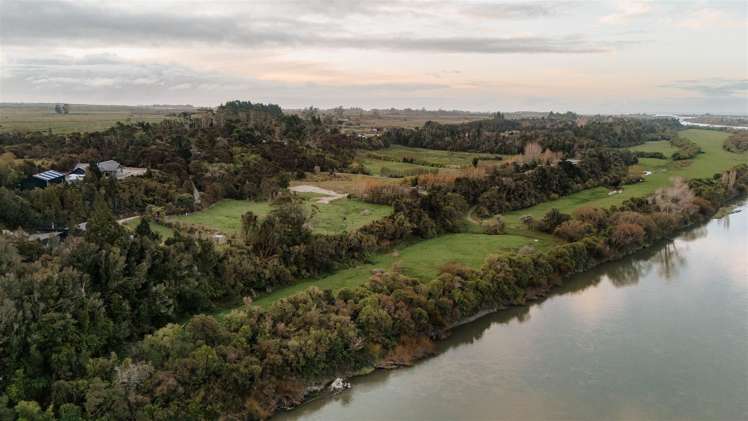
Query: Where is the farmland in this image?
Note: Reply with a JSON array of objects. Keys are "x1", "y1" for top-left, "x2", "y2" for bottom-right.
[
  {"x1": 249, "y1": 232, "x2": 540, "y2": 308},
  {"x1": 0, "y1": 103, "x2": 187, "y2": 133},
  {"x1": 502, "y1": 129, "x2": 748, "y2": 225},
  {"x1": 171, "y1": 195, "x2": 392, "y2": 236},
  {"x1": 358, "y1": 144, "x2": 507, "y2": 177},
  {"x1": 225, "y1": 130, "x2": 745, "y2": 309}
]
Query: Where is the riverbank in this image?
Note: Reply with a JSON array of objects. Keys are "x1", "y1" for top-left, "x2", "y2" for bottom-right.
[
  {"x1": 281, "y1": 200, "x2": 748, "y2": 420},
  {"x1": 273, "y1": 170, "x2": 748, "y2": 418}
]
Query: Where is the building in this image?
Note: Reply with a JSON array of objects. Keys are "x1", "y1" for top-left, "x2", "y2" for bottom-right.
[
  {"x1": 97, "y1": 160, "x2": 123, "y2": 178},
  {"x1": 66, "y1": 163, "x2": 90, "y2": 183},
  {"x1": 23, "y1": 170, "x2": 65, "y2": 189}
]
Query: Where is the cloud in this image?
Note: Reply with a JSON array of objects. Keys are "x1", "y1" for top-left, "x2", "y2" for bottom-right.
[
  {"x1": 601, "y1": 1, "x2": 652, "y2": 24},
  {"x1": 461, "y1": 1, "x2": 576, "y2": 19},
  {"x1": 0, "y1": 0, "x2": 618, "y2": 54},
  {"x1": 660, "y1": 79, "x2": 748, "y2": 97},
  {"x1": 674, "y1": 8, "x2": 745, "y2": 30}
]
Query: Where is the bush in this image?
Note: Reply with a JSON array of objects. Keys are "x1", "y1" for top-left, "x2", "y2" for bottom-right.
[
  {"x1": 484, "y1": 216, "x2": 506, "y2": 235},
  {"x1": 724, "y1": 132, "x2": 748, "y2": 153},
  {"x1": 554, "y1": 220, "x2": 593, "y2": 242},
  {"x1": 610, "y1": 222, "x2": 646, "y2": 249}
]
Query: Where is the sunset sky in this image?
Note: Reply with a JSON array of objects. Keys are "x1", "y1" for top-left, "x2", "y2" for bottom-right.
[{"x1": 1, "y1": 0, "x2": 746, "y2": 113}]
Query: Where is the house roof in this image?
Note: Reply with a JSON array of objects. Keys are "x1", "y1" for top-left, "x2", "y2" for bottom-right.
[
  {"x1": 32, "y1": 170, "x2": 65, "y2": 181},
  {"x1": 97, "y1": 160, "x2": 121, "y2": 172},
  {"x1": 73, "y1": 163, "x2": 90, "y2": 171}
]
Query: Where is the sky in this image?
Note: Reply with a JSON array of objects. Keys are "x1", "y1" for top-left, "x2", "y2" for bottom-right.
[{"x1": 0, "y1": 0, "x2": 746, "y2": 114}]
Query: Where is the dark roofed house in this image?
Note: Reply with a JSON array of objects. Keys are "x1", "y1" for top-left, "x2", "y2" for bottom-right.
[
  {"x1": 97, "y1": 160, "x2": 123, "y2": 177},
  {"x1": 66, "y1": 163, "x2": 90, "y2": 183},
  {"x1": 70, "y1": 163, "x2": 90, "y2": 175},
  {"x1": 23, "y1": 170, "x2": 65, "y2": 189}
]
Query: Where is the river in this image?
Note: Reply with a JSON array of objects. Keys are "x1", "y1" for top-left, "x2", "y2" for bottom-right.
[
  {"x1": 658, "y1": 114, "x2": 748, "y2": 130},
  {"x1": 279, "y1": 202, "x2": 748, "y2": 420}
]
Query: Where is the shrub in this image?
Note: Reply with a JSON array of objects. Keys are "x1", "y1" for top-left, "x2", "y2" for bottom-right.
[
  {"x1": 723, "y1": 132, "x2": 748, "y2": 153},
  {"x1": 484, "y1": 216, "x2": 506, "y2": 235},
  {"x1": 573, "y1": 207, "x2": 608, "y2": 229},
  {"x1": 554, "y1": 220, "x2": 593, "y2": 242},
  {"x1": 610, "y1": 222, "x2": 646, "y2": 249}
]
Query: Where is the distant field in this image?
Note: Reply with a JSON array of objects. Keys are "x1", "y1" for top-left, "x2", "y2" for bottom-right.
[
  {"x1": 502, "y1": 129, "x2": 748, "y2": 225},
  {"x1": 369, "y1": 145, "x2": 505, "y2": 167},
  {"x1": 290, "y1": 173, "x2": 403, "y2": 195},
  {"x1": 248, "y1": 233, "x2": 538, "y2": 308},
  {"x1": 0, "y1": 103, "x2": 188, "y2": 133},
  {"x1": 359, "y1": 145, "x2": 507, "y2": 177},
  {"x1": 629, "y1": 140, "x2": 678, "y2": 158},
  {"x1": 172, "y1": 196, "x2": 391, "y2": 235}
]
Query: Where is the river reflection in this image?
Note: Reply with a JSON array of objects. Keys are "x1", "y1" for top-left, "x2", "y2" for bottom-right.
[{"x1": 280, "y1": 203, "x2": 748, "y2": 420}]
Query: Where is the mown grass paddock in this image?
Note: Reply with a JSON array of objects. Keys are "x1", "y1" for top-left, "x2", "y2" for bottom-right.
[
  {"x1": 171, "y1": 196, "x2": 392, "y2": 236},
  {"x1": 242, "y1": 232, "x2": 541, "y2": 308},
  {"x1": 357, "y1": 144, "x2": 508, "y2": 177},
  {"x1": 368, "y1": 144, "x2": 505, "y2": 167}
]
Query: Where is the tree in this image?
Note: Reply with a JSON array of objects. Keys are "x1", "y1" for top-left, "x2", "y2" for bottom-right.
[
  {"x1": 651, "y1": 177, "x2": 696, "y2": 215},
  {"x1": 86, "y1": 197, "x2": 126, "y2": 246},
  {"x1": 610, "y1": 222, "x2": 646, "y2": 249}
]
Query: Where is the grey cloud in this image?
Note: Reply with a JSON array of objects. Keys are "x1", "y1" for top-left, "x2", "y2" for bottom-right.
[
  {"x1": 1, "y1": 0, "x2": 617, "y2": 54},
  {"x1": 662, "y1": 79, "x2": 748, "y2": 97},
  {"x1": 1, "y1": 54, "x2": 449, "y2": 106},
  {"x1": 461, "y1": 1, "x2": 576, "y2": 19}
]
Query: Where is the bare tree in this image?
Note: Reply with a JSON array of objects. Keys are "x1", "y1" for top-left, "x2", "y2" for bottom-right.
[
  {"x1": 522, "y1": 142, "x2": 543, "y2": 163},
  {"x1": 651, "y1": 177, "x2": 696, "y2": 214}
]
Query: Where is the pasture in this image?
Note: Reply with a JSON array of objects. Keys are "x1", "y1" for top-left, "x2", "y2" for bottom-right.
[
  {"x1": 172, "y1": 196, "x2": 391, "y2": 236},
  {"x1": 369, "y1": 144, "x2": 505, "y2": 167},
  {"x1": 0, "y1": 103, "x2": 184, "y2": 133},
  {"x1": 122, "y1": 217, "x2": 175, "y2": 240},
  {"x1": 628, "y1": 140, "x2": 678, "y2": 158},
  {"x1": 502, "y1": 129, "x2": 748, "y2": 225},
  {"x1": 249, "y1": 232, "x2": 538, "y2": 308},
  {"x1": 358, "y1": 144, "x2": 507, "y2": 177}
]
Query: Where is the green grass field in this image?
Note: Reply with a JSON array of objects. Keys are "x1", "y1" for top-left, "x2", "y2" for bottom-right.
[
  {"x1": 122, "y1": 217, "x2": 175, "y2": 240},
  {"x1": 502, "y1": 129, "x2": 747, "y2": 225},
  {"x1": 173, "y1": 196, "x2": 391, "y2": 235},
  {"x1": 247, "y1": 233, "x2": 537, "y2": 308},
  {"x1": 358, "y1": 145, "x2": 508, "y2": 176},
  {"x1": 629, "y1": 140, "x2": 678, "y2": 158},
  {"x1": 0, "y1": 103, "x2": 184, "y2": 133},
  {"x1": 361, "y1": 158, "x2": 442, "y2": 177},
  {"x1": 369, "y1": 144, "x2": 505, "y2": 167}
]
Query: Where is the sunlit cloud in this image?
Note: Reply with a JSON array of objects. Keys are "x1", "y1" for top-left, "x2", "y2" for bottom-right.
[{"x1": 600, "y1": 0, "x2": 652, "y2": 24}]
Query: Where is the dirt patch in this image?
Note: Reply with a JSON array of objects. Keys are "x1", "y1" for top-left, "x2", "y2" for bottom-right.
[{"x1": 289, "y1": 185, "x2": 347, "y2": 204}]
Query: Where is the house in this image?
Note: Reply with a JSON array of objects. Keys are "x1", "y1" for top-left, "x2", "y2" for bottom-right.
[
  {"x1": 66, "y1": 163, "x2": 90, "y2": 183},
  {"x1": 23, "y1": 170, "x2": 65, "y2": 189},
  {"x1": 97, "y1": 160, "x2": 123, "y2": 178}
]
